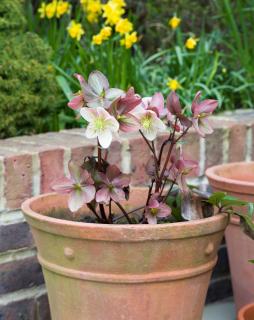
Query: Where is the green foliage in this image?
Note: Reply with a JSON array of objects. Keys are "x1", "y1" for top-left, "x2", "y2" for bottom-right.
[
  {"x1": 0, "y1": 0, "x2": 62, "y2": 138},
  {"x1": 207, "y1": 192, "x2": 254, "y2": 239},
  {"x1": 0, "y1": 0, "x2": 26, "y2": 32}
]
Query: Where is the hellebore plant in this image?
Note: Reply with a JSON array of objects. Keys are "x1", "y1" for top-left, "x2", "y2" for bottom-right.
[{"x1": 53, "y1": 70, "x2": 254, "y2": 233}]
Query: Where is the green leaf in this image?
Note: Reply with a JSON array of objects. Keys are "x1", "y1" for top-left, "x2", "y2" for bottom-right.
[
  {"x1": 236, "y1": 212, "x2": 254, "y2": 240},
  {"x1": 249, "y1": 260, "x2": 254, "y2": 264},
  {"x1": 56, "y1": 75, "x2": 73, "y2": 101},
  {"x1": 220, "y1": 195, "x2": 247, "y2": 207},
  {"x1": 207, "y1": 192, "x2": 226, "y2": 206}
]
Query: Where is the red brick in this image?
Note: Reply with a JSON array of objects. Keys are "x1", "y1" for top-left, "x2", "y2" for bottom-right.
[
  {"x1": 40, "y1": 149, "x2": 65, "y2": 193},
  {"x1": 0, "y1": 221, "x2": 34, "y2": 252},
  {"x1": 107, "y1": 140, "x2": 122, "y2": 165},
  {"x1": 4, "y1": 153, "x2": 33, "y2": 209},
  {"x1": 129, "y1": 135, "x2": 152, "y2": 185},
  {"x1": 0, "y1": 256, "x2": 44, "y2": 294},
  {"x1": 71, "y1": 145, "x2": 95, "y2": 166},
  {"x1": 0, "y1": 298, "x2": 36, "y2": 320},
  {"x1": 229, "y1": 124, "x2": 246, "y2": 162},
  {"x1": 205, "y1": 128, "x2": 224, "y2": 168}
]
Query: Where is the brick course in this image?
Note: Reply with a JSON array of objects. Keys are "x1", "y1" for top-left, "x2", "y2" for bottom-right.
[{"x1": 0, "y1": 110, "x2": 254, "y2": 318}]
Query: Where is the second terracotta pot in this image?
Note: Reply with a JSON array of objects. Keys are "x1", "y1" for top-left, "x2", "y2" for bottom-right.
[
  {"x1": 238, "y1": 303, "x2": 254, "y2": 320},
  {"x1": 206, "y1": 162, "x2": 254, "y2": 311}
]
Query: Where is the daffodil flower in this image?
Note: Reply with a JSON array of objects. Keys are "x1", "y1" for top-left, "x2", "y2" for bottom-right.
[
  {"x1": 52, "y1": 161, "x2": 96, "y2": 212},
  {"x1": 145, "y1": 194, "x2": 171, "y2": 224},
  {"x1": 185, "y1": 37, "x2": 199, "y2": 50},
  {"x1": 191, "y1": 91, "x2": 218, "y2": 137},
  {"x1": 81, "y1": 71, "x2": 124, "y2": 108},
  {"x1": 80, "y1": 107, "x2": 119, "y2": 148},
  {"x1": 96, "y1": 165, "x2": 130, "y2": 204},
  {"x1": 136, "y1": 110, "x2": 166, "y2": 141},
  {"x1": 168, "y1": 16, "x2": 181, "y2": 29}
]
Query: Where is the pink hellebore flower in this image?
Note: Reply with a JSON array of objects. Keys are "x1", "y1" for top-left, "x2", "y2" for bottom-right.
[
  {"x1": 145, "y1": 194, "x2": 171, "y2": 224},
  {"x1": 96, "y1": 165, "x2": 131, "y2": 204},
  {"x1": 142, "y1": 92, "x2": 165, "y2": 118},
  {"x1": 174, "y1": 158, "x2": 198, "y2": 193},
  {"x1": 111, "y1": 87, "x2": 141, "y2": 132},
  {"x1": 166, "y1": 91, "x2": 192, "y2": 129},
  {"x1": 52, "y1": 161, "x2": 96, "y2": 212},
  {"x1": 80, "y1": 70, "x2": 123, "y2": 108},
  {"x1": 191, "y1": 91, "x2": 218, "y2": 137},
  {"x1": 80, "y1": 107, "x2": 119, "y2": 148},
  {"x1": 67, "y1": 74, "x2": 86, "y2": 110},
  {"x1": 136, "y1": 110, "x2": 166, "y2": 141}
]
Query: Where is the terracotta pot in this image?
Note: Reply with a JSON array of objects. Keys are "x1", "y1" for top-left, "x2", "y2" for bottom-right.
[
  {"x1": 238, "y1": 303, "x2": 254, "y2": 320},
  {"x1": 22, "y1": 188, "x2": 228, "y2": 320},
  {"x1": 206, "y1": 162, "x2": 254, "y2": 311}
]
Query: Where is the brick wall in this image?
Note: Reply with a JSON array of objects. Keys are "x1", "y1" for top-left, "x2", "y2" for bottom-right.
[{"x1": 0, "y1": 110, "x2": 254, "y2": 319}]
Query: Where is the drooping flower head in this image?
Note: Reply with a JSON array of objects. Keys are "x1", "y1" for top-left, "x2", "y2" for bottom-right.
[
  {"x1": 145, "y1": 194, "x2": 171, "y2": 224},
  {"x1": 80, "y1": 107, "x2": 119, "y2": 148},
  {"x1": 166, "y1": 91, "x2": 192, "y2": 129},
  {"x1": 96, "y1": 165, "x2": 130, "y2": 204},
  {"x1": 52, "y1": 161, "x2": 96, "y2": 212},
  {"x1": 80, "y1": 71, "x2": 123, "y2": 108},
  {"x1": 111, "y1": 87, "x2": 141, "y2": 132},
  {"x1": 191, "y1": 91, "x2": 218, "y2": 137}
]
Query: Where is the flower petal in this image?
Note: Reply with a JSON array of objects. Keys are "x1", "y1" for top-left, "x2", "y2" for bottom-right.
[
  {"x1": 81, "y1": 185, "x2": 96, "y2": 203},
  {"x1": 88, "y1": 70, "x2": 109, "y2": 95},
  {"x1": 105, "y1": 88, "x2": 124, "y2": 102},
  {"x1": 86, "y1": 124, "x2": 98, "y2": 139},
  {"x1": 96, "y1": 187, "x2": 110, "y2": 204},
  {"x1": 68, "y1": 190, "x2": 85, "y2": 212},
  {"x1": 150, "y1": 92, "x2": 164, "y2": 115},
  {"x1": 68, "y1": 95, "x2": 84, "y2": 110},
  {"x1": 158, "y1": 203, "x2": 171, "y2": 218},
  {"x1": 110, "y1": 188, "x2": 125, "y2": 202},
  {"x1": 167, "y1": 91, "x2": 182, "y2": 115},
  {"x1": 98, "y1": 130, "x2": 112, "y2": 148},
  {"x1": 68, "y1": 161, "x2": 83, "y2": 183},
  {"x1": 80, "y1": 107, "x2": 97, "y2": 122},
  {"x1": 196, "y1": 100, "x2": 218, "y2": 114}
]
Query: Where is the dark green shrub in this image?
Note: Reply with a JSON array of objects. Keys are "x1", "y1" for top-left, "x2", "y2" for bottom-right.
[{"x1": 0, "y1": 0, "x2": 62, "y2": 138}]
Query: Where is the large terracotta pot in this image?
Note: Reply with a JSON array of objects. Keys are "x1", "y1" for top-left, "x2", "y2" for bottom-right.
[
  {"x1": 238, "y1": 303, "x2": 254, "y2": 320},
  {"x1": 22, "y1": 188, "x2": 228, "y2": 320},
  {"x1": 206, "y1": 162, "x2": 254, "y2": 311}
]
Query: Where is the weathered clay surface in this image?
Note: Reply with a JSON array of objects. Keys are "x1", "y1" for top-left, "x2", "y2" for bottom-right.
[
  {"x1": 206, "y1": 162, "x2": 254, "y2": 312},
  {"x1": 22, "y1": 188, "x2": 227, "y2": 320},
  {"x1": 238, "y1": 303, "x2": 254, "y2": 320}
]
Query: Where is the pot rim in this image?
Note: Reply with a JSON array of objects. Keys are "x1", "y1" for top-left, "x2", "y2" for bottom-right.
[
  {"x1": 22, "y1": 192, "x2": 228, "y2": 241},
  {"x1": 238, "y1": 302, "x2": 254, "y2": 320},
  {"x1": 206, "y1": 161, "x2": 254, "y2": 194}
]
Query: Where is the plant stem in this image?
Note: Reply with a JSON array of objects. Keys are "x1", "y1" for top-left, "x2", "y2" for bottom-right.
[
  {"x1": 87, "y1": 204, "x2": 104, "y2": 223},
  {"x1": 113, "y1": 205, "x2": 145, "y2": 222},
  {"x1": 115, "y1": 202, "x2": 132, "y2": 224},
  {"x1": 97, "y1": 140, "x2": 108, "y2": 223}
]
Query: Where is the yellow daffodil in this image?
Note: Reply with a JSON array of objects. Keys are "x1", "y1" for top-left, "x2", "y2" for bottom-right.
[
  {"x1": 87, "y1": 12, "x2": 99, "y2": 23},
  {"x1": 92, "y1": 26, "x2": 112, "y2": 45},
  {"x1": 56, "y1": 1, "x2": 70, "y2": 18},
  {"x1": 38, "y1": 2, "x2": 47, "y2": 18},
  {"x1": 120, "y1": 31, "x2": 138, "y2": 49},
  {"x1": 102, "y1": 0, "x2": 124, "y2": 25},
  {"x1": 92, "y1": 34, "x2": 103, "y2": 45},
  {"x1": 67, "y1": 21, "x2": 85, "y2": 41},
  {"x1": 100, "y1": 26, "x2": 112, "y2": 39},
  {"x1": 185, "y1": 37, "x2": 199, "y2": 50},
  {"x1": 115, "y1": 18, "x2": 133, "y2": 35},
  {"x1": 168, "y1": 15, "x2": 181, "y2": 29},
  {"x1": 45, "y1": 0, "x2": 58, "y2": 19},
  {"x1": 167, "y1": 79, "x2": 181, "y2": 91},
  {"x1": 112, "y1": 0, "x2": 126, "y2": 7},
  {"x1": 87, "y1": 0, "x2": 102, "y2": 14}
]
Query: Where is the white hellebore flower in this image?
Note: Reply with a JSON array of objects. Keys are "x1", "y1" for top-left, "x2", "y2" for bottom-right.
[
  {"x1": 80, "y1": 107, "x2": 119, "y2": 148},
  {"x1": 136, "y1": 110, "x2": 166, "y2": 141}
]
